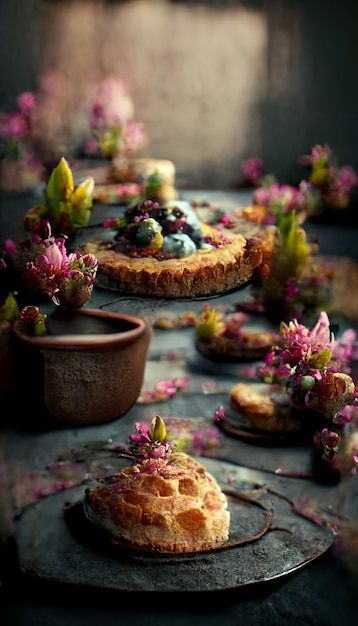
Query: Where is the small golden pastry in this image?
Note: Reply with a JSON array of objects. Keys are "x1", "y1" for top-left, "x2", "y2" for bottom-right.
[
  {"x1": 83, "y1": 416, "x2": 230, "y2": 553},
  {"x1": 229, "y1": 382, "x2": 301, "y2": 432},
  {"x1": 195, "y1": 305, "x2": 282, "y2": 361}
]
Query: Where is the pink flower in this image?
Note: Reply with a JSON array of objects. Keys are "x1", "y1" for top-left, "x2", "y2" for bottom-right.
[
  {"x1": 258, "y1": 311, "x2": 358, "y2": 464},
  {"x1": 127, "y1": 417, "x2": 176, "y2": 466},
  {"x1": 83, "y1": 138, "x2": 100, "y2": 156},
  {"x1": 242, "y1": 157, "x2": 264, "y2": 185},
  {"x1": 0, "y1": 111, "x2": 28, "y2": 141},
  {"x1": 138, "y1": 376, "x2": 190, "y2": 404},
  {"x1": 122, "y1": 120, "x2": 147, "y2": 153},
  {"x1": 333, "y1": 328, "x2": 358, "y2": 363},
  {"x1": 92, "y1": 77, "x2": 134, "y2": 126},
  {"x1": 129, "y1": 423, "x2": 152, "y2": 446},
  {"x1": 309, "y1": 310, "x2": 333, "y2": 353},
  {"x1": 3, "y1": 239, "x2": 18, "y2": 257},
  {"x1": 299, "y1": 144, "x2": 332, "y2": 167},
  {"x1": 19, "y1": 219, "x2": 97, "y2": 306},
  {"x1": 213, "y1": 406, "x2": 225, "y2": 423},
  {"x1": 326, "y1": 165, "x2": 358, "y2": 195},
  {"x1": 86, "y1": 77, "x2": 146, "y2": 158},
  {"x1": 17, "y1": 91, "x2": 37, "y2": 115},
  {"x1": 314, "y1": 428, "x2": 341, "y2": 462},
  {"x1": 41, "y1": 240, "x2": 67, "y2": 269}
]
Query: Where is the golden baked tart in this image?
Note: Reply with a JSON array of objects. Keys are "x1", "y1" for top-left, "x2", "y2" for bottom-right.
[
  {"x1": 81, "y1": 200, "x2": 264, "y2": 298},
  {"x1": 195, "y1": 304, "x2": 282, "y2": 362},
  {"x1": 229, "y1": 382, "x2": 301, "y2": 432},
  {"x1": 83, "y1": 416, "x2": 230, "y2": 553}
]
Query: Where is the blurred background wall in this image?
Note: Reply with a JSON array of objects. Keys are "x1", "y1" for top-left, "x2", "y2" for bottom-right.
[{"x1": 0, "y1": 0, "x2": 357, "y2": 189}]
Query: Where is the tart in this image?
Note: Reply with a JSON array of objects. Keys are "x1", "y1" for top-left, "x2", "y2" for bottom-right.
[
  {"x1": 195, "y1": 305, "x2": 282, "y2": 362},
  {"x1": 83, "y1": 416, "x2": 230, "y2": 553},
  {"x1": 81, "y1": 200, "x2": 264, "y2": 298},
  {"x1": 229, "y1": 382, "x2": 301, "y2": 432},
  {"x1": 196, "y1": 329, "x2": 281, "y2": 362}
]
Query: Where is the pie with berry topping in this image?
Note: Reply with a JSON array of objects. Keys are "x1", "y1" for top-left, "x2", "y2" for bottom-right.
[{"x1": 81, "y1": 200, "x2": 264, "y2": 298}]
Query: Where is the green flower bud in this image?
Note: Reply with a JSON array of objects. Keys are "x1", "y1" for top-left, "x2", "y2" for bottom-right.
[
  {"x1": 309, "y1": 347, "x2": 332, "y2": 369},
  {"x1": 151, "y1": 415, "x2": 166, "y2": 443},
  {"x1": 34, "y1": 315, "x2": 48, "y2": 336},
  {"x1": 300, "y1": 375, "x2": 315, "y2": 391}
]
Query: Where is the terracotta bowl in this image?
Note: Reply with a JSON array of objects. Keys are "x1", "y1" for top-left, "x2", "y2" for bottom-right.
[{"x1": 12, "y1": 307, "x2": 152, "y2": 425}]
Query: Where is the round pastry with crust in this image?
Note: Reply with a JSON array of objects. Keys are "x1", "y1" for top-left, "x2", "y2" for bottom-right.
[
  {"x1": 81, "y1": 200, "x2": 264, "y2": 298},
  {"x1": 229, "y1": 382, "x2": 301, "y2": 432},
  {"x1": 195, "y1": 305, "x2": 282, "y2": 362},
  {"x1": 83, "y1": 417, "x2": 230, "y2": 554}
]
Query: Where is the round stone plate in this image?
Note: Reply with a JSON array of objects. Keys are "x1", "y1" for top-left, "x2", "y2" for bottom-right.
[
  {"x1": 217, "y1": 407, "x2": 314, "y2": 445},
  {"x1": 13, "y1": 459, "x2": 334, "y2": 592}
]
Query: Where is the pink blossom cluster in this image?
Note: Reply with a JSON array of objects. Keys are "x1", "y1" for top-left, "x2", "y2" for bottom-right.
[
  {"x1": 0, "y1": 92, "x2": 44, "y2": 173},
  {"x1": 259, "y1": 311, "x2": 358, "y2": 462},
  {"x1": 129, "y1": 422, "x2": 175, "y2": 462},
  {"x1": 241, "y1": 157, "x2": 264, "y2": 185},
  {"x1": 5, "y1": 219, "x2": 97, "y2": 306},
  {"x1": 0, "y1": 92, "x2": 37, "y2": 144},
  {"x1": 252, "y1": 182, "x2": 309, "y2": 223},
  {"x1": 325, "y1": 165, "x2": 358, "y2": 196},
  {"x1": 299, "y1": 143, "x2": 358, "y2": 205},
  {"x1": 123, "y1": 417, "x2": 181, "y2": 475},
  {"x1": 85, "y1": 77, "x2": 147, "y2": 158},
  {"x1": 138, "y1": 376, "x2": 190, "y2": 404}
]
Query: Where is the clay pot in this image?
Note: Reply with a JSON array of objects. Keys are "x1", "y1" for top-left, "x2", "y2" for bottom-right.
[{"x1": 12, "y1": 307, "x2": 152, "y2": 425}]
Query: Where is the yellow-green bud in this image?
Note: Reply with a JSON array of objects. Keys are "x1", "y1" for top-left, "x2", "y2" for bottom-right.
[{"x1": 151, "y1": 415, "x2": 166, "y2": 443}]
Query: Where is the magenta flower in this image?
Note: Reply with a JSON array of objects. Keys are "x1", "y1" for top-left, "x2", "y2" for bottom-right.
[
  {"x1": 129, "y1": 423, "x2": 152, "y2": 447},
  {"x1": 326, "y1": 165, "x2": 358, "y2": 196},
  {"x1": 122, "y1": 120, "x2": 147, "y2": 154},
  {"x1": 18, "y1": 219, "x2": 97, "y2": 307},
  {"x1": 299, "y1": 144, "x2": 358, "y2": 211},
  {"x1": 258, "y1": 311, "x2": 358, "y2": 464},
  {"x1": 85, "y1": 76, "x2": 147, "y2": 158},
  {"x1": 3, "y1": 239, "x2": 18, "y2": 257},
  {"x1": 314, "y1": 428, "x2": 341, "y2": 462},
  {"x1": 213, "y1": 406, "x2": 225, "y2": 423},
  {"x1": 137, "y1": 376, "x2": 190, "y2": 404},
  {"x1": 126, "y1": 416, "x2": 177, "y2": 470},
  {"x1": 17, "y1": 91, "x2": 37, "y2": 115},
  {"x1": 283, "y1": 278, "x2": 300, "y2": 303},
  {"x1": 332, "y1": 328, "x2": 358, "y2": 363},
  {"x1": 242, "y1": 157, "x2": 264, "y2": 185},
  {"x1": 253, "y1": 183, "x2": 308, "y2": 216},
  {"x1": 299, "y1": 144, "x2": 332, "y2": 167},
  {"x1": 0, "y1": 91, "x2": 41, "y2": 167}
]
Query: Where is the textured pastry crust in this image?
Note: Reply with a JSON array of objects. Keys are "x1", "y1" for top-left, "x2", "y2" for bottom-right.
[
  {"x1": 196, "y1": 328, "x2": 281, "y2": 362},
  {"x1": 230, "y1": 382, "x2": 300, "y2": 432},
  {"x1": 82, "y1": 232, "x2": 263, "y2": 298},
  {"x1": 83, "y1": 453, "x2": 230, "y2": 553},
  {"x1": 230, "y1": 382, "x2": 276, "y2": 416}
]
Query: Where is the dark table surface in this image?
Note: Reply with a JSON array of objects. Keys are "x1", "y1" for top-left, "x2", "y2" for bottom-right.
[{"x1": 1, "y1": 189, "x2": 358, "y2": 625}]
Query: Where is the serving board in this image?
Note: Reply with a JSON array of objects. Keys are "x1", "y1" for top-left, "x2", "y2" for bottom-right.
[{"x1": 13, "y1": 459, "x2": 334, "y2": 592}]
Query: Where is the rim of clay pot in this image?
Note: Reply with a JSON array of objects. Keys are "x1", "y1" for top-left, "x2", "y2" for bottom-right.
[{"x1": 12, "y1": 308, "x2": 148, "y2": 349}]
